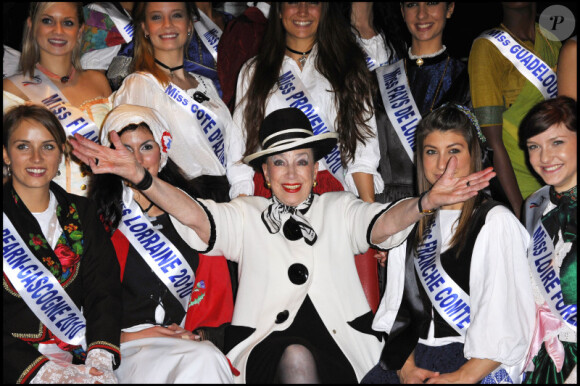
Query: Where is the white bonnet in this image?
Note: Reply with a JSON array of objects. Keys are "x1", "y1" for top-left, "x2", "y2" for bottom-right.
[{"x1": 101, "y1": 105, "x2": 173, "y2": 171}]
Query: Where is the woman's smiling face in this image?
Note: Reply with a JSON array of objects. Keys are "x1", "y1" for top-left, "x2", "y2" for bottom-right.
[
  {"x1": 526, "y1": 123, "x2": 577, "y2": 192},
  {"x1": 262, "y1": 148, "x2": 318, "y2": 207}
]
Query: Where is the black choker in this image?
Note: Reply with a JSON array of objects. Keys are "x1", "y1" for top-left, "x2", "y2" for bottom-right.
[
  {"x1": 140, "y1": 201, "x2": 154, "y2": 214},
  {"x1": 154, "y1": 59, "x2": 184, "y2": 76},
  {"x1": 286, "y1": 46, "x2": 312, "y2": 68}
]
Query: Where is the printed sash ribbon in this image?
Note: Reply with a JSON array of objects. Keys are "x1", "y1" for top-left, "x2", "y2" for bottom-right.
[
  {"x1": 193, "y1": 10, "x2": 222, "y2": 63},
  {"x1": 527, "y1": 221, "x2": 577, "y2": 332},
  {"x1": 477, "y1": 28, "x2": 558, "y2": 100},
  {"x1": 10, "y1": 70, "x2": 100, "y2": 143},
  {"x1": 273, "y1": 64, "x2": 346, "y2": 186},
  {"x1": 149, "y1": 73, "x2": 227, "y2": 167},
  {"x1": 92, "y1": 2, "x2": 134, "y2": 43},
  {"x1": 3, "y1": 213, "x2": 87, "y2": 349},
  {"x1": 414, "y1": 213, "x2": 516, "y2": 384},
  {"x1": 376, "y1": 60, "x2": 421, "y2": 162},
  {"x1": 118, "y1": 186, "x2": 195, "y2": 310}
]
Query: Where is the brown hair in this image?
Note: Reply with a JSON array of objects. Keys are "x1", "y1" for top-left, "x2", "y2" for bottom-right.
[
  {"x1": 519, "y1": 96, "x2": 577, "y2": 149},
  {"x1": 131, "y1": 2, "x2": 197, "y2": 87},
  {"x1": 20, "y1": 2, "x2": 84, "y2": 79},
  {"x1": 239, "y1": 3, "x2": 376, "y2": 167},
  {"x1": 3, "y1": 104, "x2": 68, "y2": 155},
  {"x1": 414, "y1": 105, "x2": 484, "y2": 254}
]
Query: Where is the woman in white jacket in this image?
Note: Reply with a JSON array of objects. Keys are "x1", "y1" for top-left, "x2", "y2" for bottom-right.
[{"x1": 70, "y1": 107, "x2": 495, "y2": 384}]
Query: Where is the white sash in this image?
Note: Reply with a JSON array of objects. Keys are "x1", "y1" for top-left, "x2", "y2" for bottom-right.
[
  {"x1": 10, "y1": 70, "x2": 100, "y2": 143},
  {"x1": 528, "y1": 221, "x2": 577, "y2": 332},
  {"x1": 477, "y1": 28, "x2": 558, "y2": 100},
  {"x1": 151, "y1": 73, "x2": 227, "y2": 167},
  {"x1": 193, "y1": 10, "x2": 222, "y2": 63},
  {"x1": 376, "y1": 60, "x2": 421, "y2": 163},
  {"x1": 91, "y1": 2, "x2": 134, "y2": 43},
  {"x1": 414, "y1": 214, "x2": 471, "y2": 335},
  {"x1": 118, "y1": 187, "x2": 195, "y2": 310},
  {"x1": 3, "y1": 213, "x2": 87, "y2": 349},
  {"x1": 273, "y1": 64, "x2": 346, "y2": 186},
  {"x1": 414, "y1": 213, "x2": 517, "y2": 383}
]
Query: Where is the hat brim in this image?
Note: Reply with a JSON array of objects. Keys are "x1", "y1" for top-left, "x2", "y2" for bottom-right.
[{"x1": 244, "y1": 132, "x2": 339, "y2": 170}]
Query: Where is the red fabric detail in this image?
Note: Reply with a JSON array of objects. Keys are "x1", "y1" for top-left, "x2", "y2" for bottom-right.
[
  {"x1": 184, "y1": 255, "x2": 234, "y2": 331},
  {"x1": 110, "y1": 229, "x2": 130, "y2": 281},
  {"x1": 21, "y1": 357, "x2": 50, "y2": 384},
  {"x1": 217, "y1": 6, "x2": 268, "y2": 111},
  {"x1": 104, "y1": 30, "x2": 124, "y2": 47},
  {"x1": 87, "y1": 344, "x2": 120, "y2": 356},
  {"x1": 355, "y1": 249, "x2": 380, "y2": 313},
  {"x1": 226, "y1": 356, "x2": 241, "y2": 376}
]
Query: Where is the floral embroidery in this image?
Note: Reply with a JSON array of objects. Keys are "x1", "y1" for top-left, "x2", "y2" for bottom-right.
[
  {"x1": 28, "y1": 234, "x2": 48, "y2": 251},
  {"x1": 188, "y1": 280, "x2": 206, "y2": 308},
  {"x1": 64, "y1": 224, "x2": 78, "y2": 233},
  {"x1": 53, "y1": 203, "x2": 84, "y2": 282},
  {"x1": 41, "y1": 256, "x2": 61, "y2": 278}
]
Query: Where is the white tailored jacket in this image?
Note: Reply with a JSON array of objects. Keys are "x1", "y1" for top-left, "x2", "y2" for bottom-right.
[{"x1": 171, "y1": 192, "x2": 413, "y2": 383}]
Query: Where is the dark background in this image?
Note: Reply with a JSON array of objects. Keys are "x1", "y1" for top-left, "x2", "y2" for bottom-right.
[{"x1": 3, "y1": 2, "x2": 578, "y2": 62}]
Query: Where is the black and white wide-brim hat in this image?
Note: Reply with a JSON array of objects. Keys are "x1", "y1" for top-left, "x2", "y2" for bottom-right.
[{"x1": 243, "y1": 107, "x2": 339, "y2": 169}]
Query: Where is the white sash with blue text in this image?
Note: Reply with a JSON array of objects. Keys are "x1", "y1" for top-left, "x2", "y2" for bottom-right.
[
  {"x1": 477, "y1": 29, "x2": 558, "y2": 100},
  {"x1": 118, "y1": 187, "x2": 195, "y2": 310},
  {"x1": 92, "y1": 2, "x2": 134, "y2": 43},
  {"x1": 415, "y1": 212, "x2": 517, "y2": 383},
  {"x1": 193, "y1": 10, "x2": 222, "y2": 63},
  {"x1": 414, "y1": 214, "x2": 471, "y2": 335},
  {"x1": 376, "y1": 60, "x2": 420, "y2": 163},
  {"x1": 273, "y1": 65, "x2": 346, "y2": 186},
  {"x1": 149, "y1": 73, "x2": 227, "y2": 167},
  {"x1": 528, "y1": 221, "x2": 577, "y2": 332},
  {"x1": 10, "y1": 70, "x2": 100, "y2": 143},
  {"x1": 3, "y1": 213, "x2": 87, "y2": 349}
]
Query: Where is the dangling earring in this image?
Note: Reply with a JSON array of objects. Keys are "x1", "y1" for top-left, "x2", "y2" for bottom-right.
[
  {"x1": 266, "y1": 181, "x2": 271, "y2": 189},
  {"x1": 187, "y1": 30, "x2": 191, "y2": 37},
  {"x1": 4, "y1": 163, "x2": 11, "y2": 177},
  {"x1": 313, "y1": 180, "x2": 317, "y2": 188},
  {"x1": 56, "y1": 169, "x2": 61, "y2": 176}
]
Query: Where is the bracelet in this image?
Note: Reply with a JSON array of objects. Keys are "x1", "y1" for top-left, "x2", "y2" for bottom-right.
[
  {"x1": 133, "y1": 168, "x2": 153, "y2": 191},
  {"x1": 418, "y1": 190, "x2": 436, "y2": 215}
]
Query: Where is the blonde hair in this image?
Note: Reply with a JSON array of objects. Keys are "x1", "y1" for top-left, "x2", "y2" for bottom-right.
[
  {"x1": 20, "y1": 2, "x2": 84, "y2": 79},
  {"x1": 131, "y1": 2, "x2": 196, "y2": 87}
]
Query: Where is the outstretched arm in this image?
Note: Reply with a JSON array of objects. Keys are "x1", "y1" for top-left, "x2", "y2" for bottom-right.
[
  {"x1": 70, "y1": 132, "x2": 212, "y2": 243},
  {"x1": 371, "y1": 156, "x2": 495, "y2": 244}
]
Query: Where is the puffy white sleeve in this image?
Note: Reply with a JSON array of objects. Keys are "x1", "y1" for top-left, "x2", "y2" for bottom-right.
[
  {"x1": 340, "y1": 101, "x2": 384, "y2": 196},
  {"x1": 464, "y1": 205, "x2": 535, "y2": 367},
  {"x1": 170, "y1": 198, "x2": 245, "y2": 263},
  {"x1": 226, "y1": 116, "x2": 254, "y2": 198},
  {"x1": 229, "y1": 59, "x2": 257, "y2": 196},
  {"x1": 112, "y1": 72, "x2": 157, "y2": 107}
]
